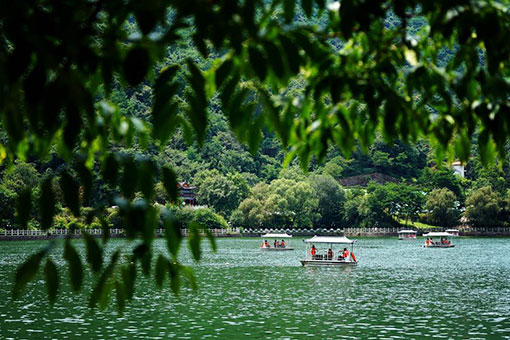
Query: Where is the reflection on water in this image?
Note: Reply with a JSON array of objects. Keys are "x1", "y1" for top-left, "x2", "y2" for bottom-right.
[{"x1": 1, "y1": 237, "x2": 510, "y2": 339}]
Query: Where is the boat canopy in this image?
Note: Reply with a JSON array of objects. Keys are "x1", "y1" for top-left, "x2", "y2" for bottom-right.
[
  {"x1": 445, "y1": 229, "x2": 459, "y2": 233},
  {"x1": 423, "y1": 232, "x2": 454, "y2": 237},
  {"x1": 304, "y1": 236, "x2": 355, "y2": 244},
  {"x1": 261, "y1": 233, "x2": 292, "y2": 238},
  {"x1": 398, "y1": 230, "x2": 417, "y2": 234}
]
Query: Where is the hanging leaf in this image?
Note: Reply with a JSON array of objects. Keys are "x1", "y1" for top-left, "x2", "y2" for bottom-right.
[
  {"x1": 64, "y1": 240, "x2": 83, "y2": 292},
  {"x1": 188, "y1": 223, "x2": 201, "y2": 261},
  {"x1": 162, "y1": 166, "x2": 178, "y2": 202},
  {"x1": 284, "y1": 0, "x2": 296, "y2": 23},
  {"x1": 123, "y1": 46, "x2": 150, "y2": 87},
  {"x1": 248, "y1": 46, "x2": 267, "y2": 81},
  {"x1": 167, "y1": 261, "x2": 181, "y2": 295},
  {"x1": 204, "y1": 229, "x2": 217, "y2": 252},
  {"x1": 155, "y1": 254, "x2": 168, "y2": 288},
  {"x1": 215, "y1": 59, "x2": 233, "y2": 89},
  {"x1": 60, "y1": 171, "x2": 80, "y2": 217},
  {"x1": 138, "y1": 158, "x2": 156, "y2": 200},
  {"x1": 16, "y1": 186, "x2": 32, "y2": 229},
  {"x1": 302, "y1": 0, "x2": 312, "y2": 17},
  {"x1": 75, "y1": 162, "x2": 93, "y2": 207},
  {"x1": 162, "y1": 209, "x2": 182, "y2": 257},
  {"x1": 180, "y1": 265, "x2": 197, "y2": 290},
  {"x1": 121, "y1": 156, "x2": 138, "y2": 199},
  {"x1": 39, "y1": 177, "x2": 56, "y2": 230},
  {"x1": 89, "y1": 250, "x2": 119, "y2": 309},
  {"x1": 115, "y1": 279, "x2": 126, "y2": 312},
  {"x1": 44, "y1": 258, "x2": 59, "y2": 305},
  {"x1": 12, "y1": 247, "x2": 50, "y2": 299},
  {"x1": 84, "y1": 233, "x2": 103, "y2": 273},
  {"x1": 121, "y1": 262, "x2": 137, "y2": 301}
]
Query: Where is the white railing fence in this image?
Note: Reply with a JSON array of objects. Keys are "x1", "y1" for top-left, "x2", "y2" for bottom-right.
[{"x1": 0, "y1": 227, "x2": 241, "y2": 237}]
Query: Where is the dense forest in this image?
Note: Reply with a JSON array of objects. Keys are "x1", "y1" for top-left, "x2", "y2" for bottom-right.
[
  {"x1": 2, "y1": 99, "x2": 510, "y2": 231},
  {"x1": 1, "y1": 6, "x2": 510, "y2": 232}
]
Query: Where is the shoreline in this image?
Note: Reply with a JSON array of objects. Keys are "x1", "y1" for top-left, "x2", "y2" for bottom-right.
[{"x1": 1, "y1": 231, "x2": 510, "y2": 241}]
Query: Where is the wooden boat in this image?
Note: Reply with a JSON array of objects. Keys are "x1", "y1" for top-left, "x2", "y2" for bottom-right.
[
  {"x1": 260, "y1": 233, "x2": 294, "y2": 251},
  {"x1": 300, "y1": 236, "x2": 357, "y2": 266},
  {"x1": 423, "y1": 232, "x2": 455, "y2": 248},
  {"x1": 398, "y1": 229, "x2": 417, "y2": 240}
]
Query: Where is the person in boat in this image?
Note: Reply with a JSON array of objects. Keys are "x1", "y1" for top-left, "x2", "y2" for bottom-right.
[
  {"x1": 264, "y1": 240, "x2": 269, "y2": 248},
  {"x1": 327, "y1": 248, "x2": 334, "y2": 260},
  {"x1": 281, "y1": 239, "x2": 286, "y2": 248},
  {"x1": 342, "y1": 248, "x2": 350, "y2": 260},
  {"x1": 311, "y1": 245, "x2": 317, "y2": 259},
  {"x1": 274, "y1": 239, "x2": 278, "y2": 248}
]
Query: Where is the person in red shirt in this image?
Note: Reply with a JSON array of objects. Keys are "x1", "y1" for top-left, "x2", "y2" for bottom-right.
[
  {"x1": 342, "y1": 248, "x2": 350, "y2": 260},
  {"x1": 311, "y1": 245, "x2": 317, "y2": 258}
]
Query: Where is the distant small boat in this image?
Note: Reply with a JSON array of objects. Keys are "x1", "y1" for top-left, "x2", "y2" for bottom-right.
[
  {"x1": 445, "y1": 229, "x2": 459, "y2": 237},
  {"x1": 260, "y1": 233, "x2": 294, "y2": 251},
  {"x1": 300, "y1": 236, "x2": 357, "y2": 266},
  {"x1": 398, "y1": 230, "x2": 417, "y2": 240},
  {"x1": 423, "y1": 232, "x2": 455, "y2": 248}
]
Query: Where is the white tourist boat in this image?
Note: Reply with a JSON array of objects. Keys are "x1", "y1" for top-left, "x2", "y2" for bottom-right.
[
  {"x1": 398, "y1": 229, "x2": 417, "y2": 240},
  {"x1": 300, "y1": 236, "x2": 357, "y2": 266},
  {"x1": 423, "y1": 232, "x2": 455, "y2": 248},
  {"x1": 445, "y1": 229, "x2": 460, "y2": 236},
  {"x1": 260, "y1": 233, "x2": 294, "y2": 251}
]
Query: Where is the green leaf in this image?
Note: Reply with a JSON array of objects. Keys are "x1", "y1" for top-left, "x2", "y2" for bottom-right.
[
  {"x1": 186, "y1": 60, "x2": 208, "y2": 144},
  {"x1": 76, "y1": 162, "x2": 93, "y2": 206},
  {"x1": 39, "y1": 177, "x2": 56, "y2": 230},
  {"x1": 162, "y1": 209, "x2": 182, "y2": 257},
  {"x1": 60, "y1": 171, "x2": 80, "y2": 217},
  {"x1": 16, "y1": 187, "x2": 32, "y2": 229},
  {"x1": 84, "y1": 233, "x2": 103, "y2": 273},
  {"x1": 121, "y1": 156, "x2": 138, "y2": 199},
  {"x1": 133, "y1": 243, "x2": 151, "y2": 277},
  {"x1": 279, "y1": 35, "x2": 301, "y2": 74},
  {"x1": 89, "y1": 250, "x2": 119, "y2": 309},
  {"x1": 302, "y1": 0, "x2": 312, "y2": 17},
  {"x1": 12, "y1": 247, "x2": 49, "y2": 299},
  {"x1": 284, "y1": 0, "x2": 296, "y2": 23},
  {"x1": 121, "y1": 263, "x2": 136, "y2": 300},
  {"x1": 162, "y1": 166, "x2": 178, "y2": 202},
  {"x1": 248, "y1": 46, "x2": 267, "y2": 81},
  {"x1": 123, "y1": 46, "x2": 150, "y2": 87},
  {"x1": 204, "y1": 229, "x2": 217, "y2": 252},
  {"x1": 138, "y1": 158, "x2": 156, "y2": 200},
  {"x1": 167, "y1": 261, "x2": 181, "y2": 295},
  {"x1": 215, "y1": 59, "x2": 233, "y2": 89},
  {"x1": 180, "y1": 265, "x2": 197, "y2": 290},
  {"x1": 64, "y1": 240, "x2": 83, "y2": 292},
  {"x1": 102, "y1": 153, "x2": 119, "y2": 185},
  {"x1": 115, "y1": 279, "x2": 126, "y2": 312},
  {"x1": 262, "y1": 41, "x2": 285, "y2": 79},
  {"x1": 44, "y1": 259, "x2": 59, "y2": 305},
  {"x1": 155, "y1": 254, "x2": 168, "y2": 288},
  {"x1": 155, "y1": 66, "x2": 179, "y2": 92},
  {"x1": 188, "y1": 223, "x2": 201, "y2": 262}
]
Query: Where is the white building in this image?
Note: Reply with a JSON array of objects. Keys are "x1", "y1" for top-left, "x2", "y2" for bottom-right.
[{"x1": 451, "y1": 161, "x2": 465, "y2": 178}]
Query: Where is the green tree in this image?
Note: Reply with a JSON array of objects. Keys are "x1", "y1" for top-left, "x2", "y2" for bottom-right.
[
  {"x1": 424, "y1": 188, "x2": 460, "y2": 228},
  {"x1": 310, "y1": 174, "x2": 346, "y2": 228},
  {"x1": 197, "y1": 172, "x2": 250, "y2": 218},
  {"x1": 465, "y1": 186, "x2": 503, "y2": 228}
]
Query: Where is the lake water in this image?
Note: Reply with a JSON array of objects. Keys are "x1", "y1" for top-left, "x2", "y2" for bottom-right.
[{"x1": 1, "y1": 237, "x2": 510, "y2": 339}]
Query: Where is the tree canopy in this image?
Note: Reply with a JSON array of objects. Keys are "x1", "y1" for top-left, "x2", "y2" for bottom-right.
[{"x1": 2, "y1": 0, "x2": 510, "y2": 309}]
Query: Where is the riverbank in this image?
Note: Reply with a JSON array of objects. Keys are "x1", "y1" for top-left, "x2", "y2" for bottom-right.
[{"x1": 2, "y1": 226, "x2": 510, "y2": 241}]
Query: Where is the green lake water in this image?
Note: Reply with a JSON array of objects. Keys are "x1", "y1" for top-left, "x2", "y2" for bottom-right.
[{"x1": 1, "y1": 237, "x2": 510, "y2": 339}]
